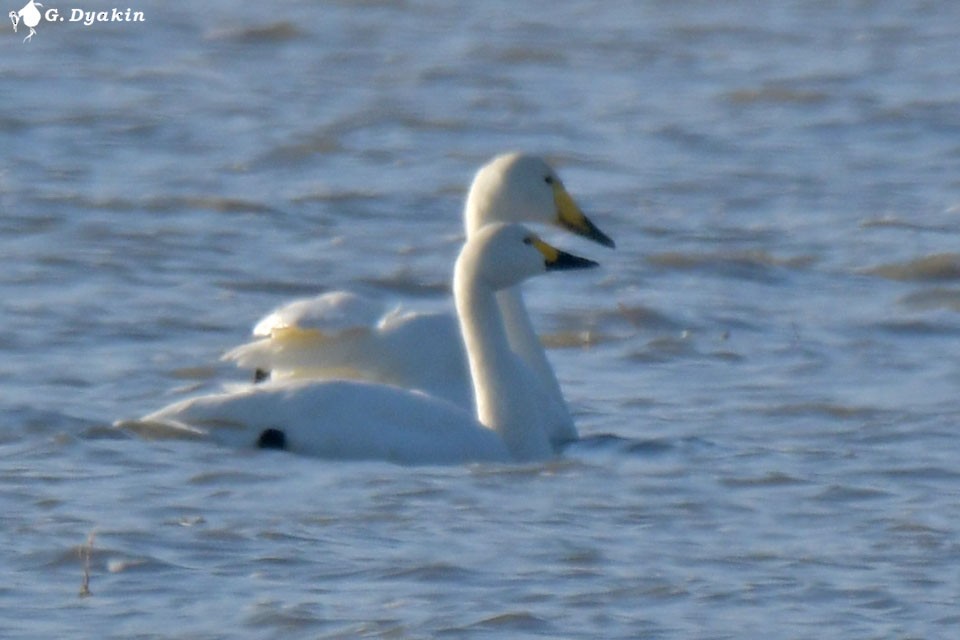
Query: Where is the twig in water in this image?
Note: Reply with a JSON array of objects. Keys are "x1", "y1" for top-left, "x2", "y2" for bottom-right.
[{"x1": 78, "y1": 531, "x2": 96, "y2": 598}]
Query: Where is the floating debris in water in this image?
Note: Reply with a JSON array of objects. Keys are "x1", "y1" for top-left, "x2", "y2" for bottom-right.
[{"x1": 78, "y1": 530, "x2": 96, "y2": 598}]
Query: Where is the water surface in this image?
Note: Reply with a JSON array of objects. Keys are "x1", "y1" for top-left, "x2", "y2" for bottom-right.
[{"x1": 2, "y1": 1, "x2": 960, "y2": 637}]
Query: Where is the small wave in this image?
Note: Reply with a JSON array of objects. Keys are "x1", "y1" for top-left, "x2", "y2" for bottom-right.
[
  {"x1": 720, "y1": 471, "x2": 806, "y2": 488},
  {"x1": 24, "y1": 542, "x2": 181, "y2": 576},
  {"x1": 624, "y1": 334, "x2": 726, "y2": 363},
  {"x1": 725, "y1": 85, "x2": 828, "y2": 106},
  {"x1": 541, "y1": 303, "x2": 688, "y2": 348},
  {"x1": 36, "y1": 192, "x2": 281, "y2": 215},
  {"x1": 490, "y1": 46, "x2": 568, "y2": 66},
  {"x1": 606, "y1": 303, "x2": 686, "y2": 332},
  {"x1": 540, "y1": 329, "x2": 615, "y2": 349},
  {"x1": 205, "y1": 22, "x2": 303, "y2": 43},
  {"x1": 869, "y1": 318, "x2": 960, "y2": 337},
  {"x1": 860, "y1": 216, "x2": 954, "y2": 232},
  {"x1": 382, "y1": 562, "x2": 479, "y2": 583},
  {"x1": 258, "y1": 135, "x2": 345, "y2": 169},
  {"x1": 167, "y1": 366, "x2": 221, "y2": 382},
  {"x1": 815, "y1": 484, "x2": 893, "y2": 502},
  {"x1": 757, "y1": 402, "x2": 884, "y2": 420},
  {"x1": 358, "y1": 273, "x2": 450, "y2": 297},
  {"x1": 900, "y1": 287, "x2": 960, "y2": 311},
  {"x1": 865, "y1": 253, "x2": 960, "y2": 282},
  {"x1": 882, "y1": 466, "x2": 960, "y2": 482},
  {"x1": 1, "y1": 407, "x2": 97, "y2": 441},
  {"x1": 647, "y1": 250, "x2": 814, "y2": 282},
  {"x1": 221, "y1": 279, "x2": 329, "y2": 297},
  {"x1": 442, "y1": 611, "x2": 555, "y2": 636},
  {"x1": 188, "y1": 469, "x2": 279, "y2": 485},
  {"x1": 567, "y1": 433, "x2": 675, "y2": 457},
  {"x1": 243, "y1": 600, "x2": 328, "y2": 632}
]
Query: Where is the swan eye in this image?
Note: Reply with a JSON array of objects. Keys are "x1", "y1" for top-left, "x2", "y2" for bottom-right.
[
  {"x1": 522, "y1": 236, "x2": 534, "y2": 245},
  {"x1": 544, "y1": 175, "x2": 555, "y2": 185}
]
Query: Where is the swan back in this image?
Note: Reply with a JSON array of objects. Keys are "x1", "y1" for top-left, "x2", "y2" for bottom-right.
[{"x1": 252, "y1": 291, "x2": 386, "y2": 337}]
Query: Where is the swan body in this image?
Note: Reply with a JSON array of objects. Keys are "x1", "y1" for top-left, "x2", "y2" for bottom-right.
[
  {"x1": 128, "y1": 379, "x2": 510, "y2": 464},
  {"x1": 226, "y1": 295, "x2": 473, "y2": 407},
  {"x1": 223, "y1": 153, "x2": 614, "y2": 448},
  {"x1": 123, "y1": 224, "x2": 598, "y2": 464}
]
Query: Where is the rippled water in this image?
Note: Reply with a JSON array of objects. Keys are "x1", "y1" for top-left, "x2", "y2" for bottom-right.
[{"x1": 3, "y1": 1, "x2": 960, "y2": 637}]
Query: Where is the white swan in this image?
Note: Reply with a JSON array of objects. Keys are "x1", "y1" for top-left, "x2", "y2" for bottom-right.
[
  {"x1": 121, "y1": 223, "x2": 599, "y2": 464},
  {"x1": 223, "y1": 153, "x2": 614, "y2": 448}
]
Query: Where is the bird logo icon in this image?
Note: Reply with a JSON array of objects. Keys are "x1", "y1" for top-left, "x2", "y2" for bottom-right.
[{"x1": 9, "y1": 0, "x2": 43, "y2": 43}]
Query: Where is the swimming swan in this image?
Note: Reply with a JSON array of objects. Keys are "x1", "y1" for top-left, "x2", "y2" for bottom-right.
[
  {"x1": 223, "y1": 153, "x2": 614, "y2": 449},
  {"x1": 123, "y1": 223, "x2": 598, "y2": 464}
]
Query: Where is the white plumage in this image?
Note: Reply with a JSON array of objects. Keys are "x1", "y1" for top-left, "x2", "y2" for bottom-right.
[
  {"x1": 222, "y1": 153, "x2": 614, "y2": 448},
  {"x1": 121, "y1": 223, "x2": 598, "y2": 465}
]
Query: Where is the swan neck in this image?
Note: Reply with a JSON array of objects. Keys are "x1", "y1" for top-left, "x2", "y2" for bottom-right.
[
  {"x1": 497, "y1": 287, "x2": 562, "y2": 392},
  {"x1": 455, "y1": 275, "x2": 551, "y2": 461},
  {"x1": 456, "y1": 279, "x2": 510, "y2": 422}
]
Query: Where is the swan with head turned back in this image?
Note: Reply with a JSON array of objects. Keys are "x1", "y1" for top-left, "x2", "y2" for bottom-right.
[
  {"x1": 223, "y1": 153, "x2": 614, "y2": 450},
  {"x1": 121, "y1": 223, "x2": 598, "y2": 464}
]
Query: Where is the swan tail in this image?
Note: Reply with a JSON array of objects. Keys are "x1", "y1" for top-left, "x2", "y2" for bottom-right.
[{"x1": 114, "y1": 417, "x2": 208, "y2": 441}]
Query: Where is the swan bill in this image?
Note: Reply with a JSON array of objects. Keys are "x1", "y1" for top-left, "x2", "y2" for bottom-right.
[
  {"x1": 532, "y1": 238, "x2": 599, "y2": 271},
  {"x1": 553, "y1": 182, "x2": 616, "y2": 249}
]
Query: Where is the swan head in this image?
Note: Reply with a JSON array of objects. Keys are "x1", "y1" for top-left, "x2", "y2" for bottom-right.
[
  {"x1": 457, "y1": 222, "x2": 598, "y2": 292},
  {"x1": 464, "y1": 153, "x2": 615, "y2": 248}
]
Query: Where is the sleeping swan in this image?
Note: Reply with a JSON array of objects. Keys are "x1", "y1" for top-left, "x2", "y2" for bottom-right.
[
  {"x1": 120, "y1": 223, "x2": 598, "y2": 465},
  {"x1": 223, "y1": 153, "x2": 615, "y2": 450}
]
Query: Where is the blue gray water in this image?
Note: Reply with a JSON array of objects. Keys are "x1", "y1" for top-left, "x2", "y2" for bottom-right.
[{"x1": 3, "y1": 1, "x2": 960, "y2": 637}]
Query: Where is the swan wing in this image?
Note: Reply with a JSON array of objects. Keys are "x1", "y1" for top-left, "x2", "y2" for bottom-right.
[
  {"x1": 252, "y1": 291, "x2": 388, "y2": 336},
  {"x1": 225, "y1": 295, "x2": 474, "y2": 408}
]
